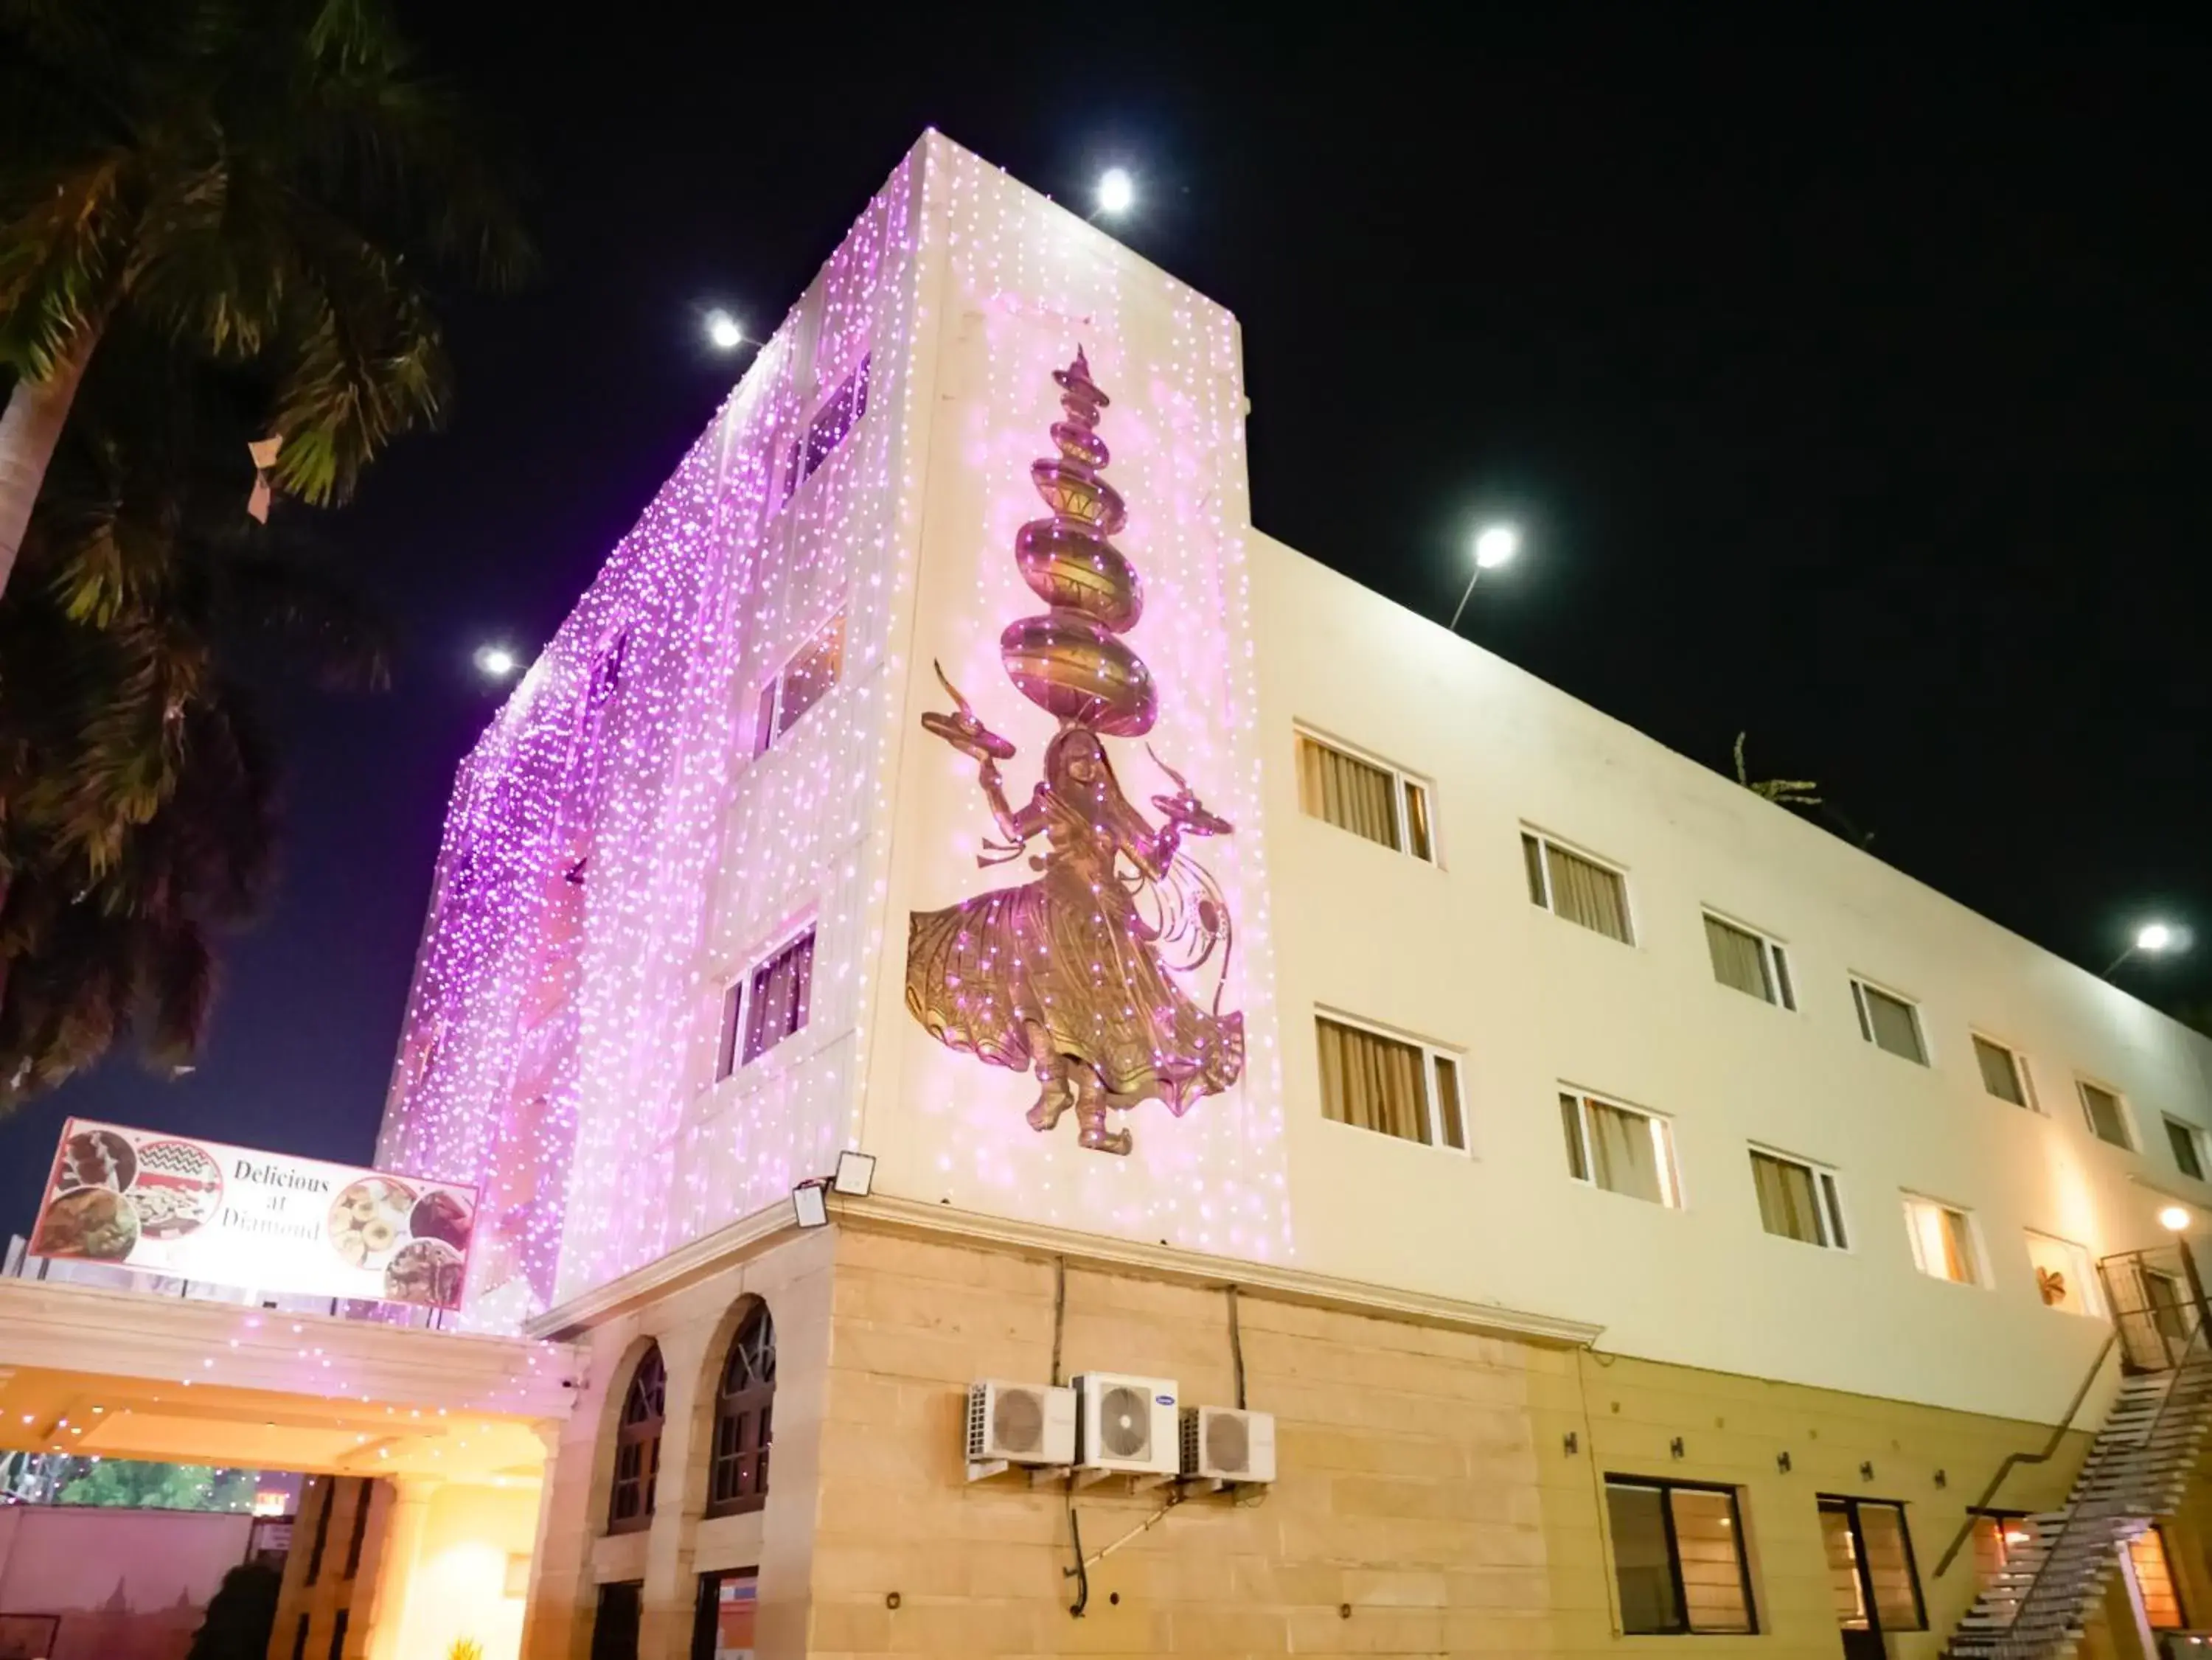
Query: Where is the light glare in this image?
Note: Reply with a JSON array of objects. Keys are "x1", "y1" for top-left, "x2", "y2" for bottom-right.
[
  {"x1": 705, "y1": 310, "x2": 743, "y2": 351},
  {"x1": 1096, "y1": 168, "x2": 1135, "y2": 216},
  {"x1": 1474, "y1": 524, "x2": 1521, "y2": 569},
  {"x1": 2138, "y1": 922, "x2": 2176, "y2": 952},
  {"x1": 473, "y1": 644, "x2": 520, "y2": 680},
  {"x1": 2161, "y1": 1204, "x2": 2192, "y2": 1232}
]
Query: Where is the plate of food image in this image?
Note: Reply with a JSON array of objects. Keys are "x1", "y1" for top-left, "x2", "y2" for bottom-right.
[
  {"x1": 327, "y1": 1176, "x2": 417, "y2": 1269},
  {"x1": 55, "y1": 1127, "x2": 138, "y2": 1194},
  {"x1": 129, "y1": 1138, "x2": 224, "y2": 1239},
  {"x1": 35, "y1": 1187, "x2": 141, "y2": 1261},
  {"x1": 384, "y1": 1239, "x2": 466, "y2": 1308},
  {"x1": 408, "y1": 1188, "x2": 474, "y2": 1252}
]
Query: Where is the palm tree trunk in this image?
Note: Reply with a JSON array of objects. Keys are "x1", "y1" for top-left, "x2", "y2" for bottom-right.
[{"x1": 0, "y1": 326, "x2": 100, "y2": 601}]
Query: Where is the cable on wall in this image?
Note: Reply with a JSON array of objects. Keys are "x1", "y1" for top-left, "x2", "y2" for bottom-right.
[{"x1": 1226, "y1": 1283, "x2": 1247, "y2": 1409}]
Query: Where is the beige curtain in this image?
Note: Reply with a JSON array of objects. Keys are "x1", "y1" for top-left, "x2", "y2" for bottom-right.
[
  {"x1": 1546, "y1": 845, "x2": 1632, "y2": 941},
  {"x1": 1316, "y1": 1018, "x2": 1426, "y2": 1143},
  {"x1": 1588, "y1": 1100, "x2": 1665, "y2": 1202},
  {"x1": 1750, "y1": 1151, "x2": 1820, "y2": 1242},
  {"x1": 1705, "y1": 916, "x2": 1770, "y2": 1000},
  {"x1": 1298, "y1": 739, "x2": 1399, "y2": 850}
]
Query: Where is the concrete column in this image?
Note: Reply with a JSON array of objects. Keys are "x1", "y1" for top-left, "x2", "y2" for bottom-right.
[{"x1": 360, "y1": 1475, "x2": 441, "y2": 1660}]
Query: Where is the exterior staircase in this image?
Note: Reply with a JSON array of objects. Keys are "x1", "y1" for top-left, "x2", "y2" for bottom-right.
[{"x1": 1946, "y1": 1249, "x2": 2212, "y2": 1660}]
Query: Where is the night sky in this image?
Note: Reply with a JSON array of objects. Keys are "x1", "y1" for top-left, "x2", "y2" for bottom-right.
[{"x1": 6, "y1": 13, "x2": 2206, "y2": 1238}]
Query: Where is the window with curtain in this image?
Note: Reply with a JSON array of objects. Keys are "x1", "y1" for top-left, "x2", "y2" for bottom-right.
[
  {"x1": 1604, "y1": 1477, "x2": 1756, "y2": 1635},
  {"x1": 1749, "y1": 1150, "x2": 1848, "y2": 1248},
  {"x1": 2128, "y1": 1527, "x2": 2185, "y2": 1630},
  {"x1": 742, "y1": 929, "x2": 815, "y2": 1065},
  {"x1": 1851, "y1": 980, "x2": 1927, "y2": 1064},
  {"x1": 1703, "y1": 915, "x2": 1793, "y2": 1008},
  {"x1": 1315, "y1": 1016, "x2": 1466, "y2": 1150},
  {"x1": 1902, "y1": 1196, "x2": 1980, "y2": 1285},
  {"x1": 608, "y1": 1345, "x2": 667, "y2": 1533},
  {"x1": 1523, "y1": 832, "x2": 1632, "y2": 943},
  {"x1": 2078, "y1": 1080, "x2": 2132, "y2": 1148},
  {"x1": 1972, "y1": 1036, "x2": 2032, "y2": 1107},
  {"x1": 2024, "y1": 1231, "x2": 2096, "y2": 1314},
  {"x1": 1295, "y1": 734, "x2": 1433, "y2": 862},
  {"x1": 1561, "y1": 1092, "x2": 1678, "y2": 1206},
  {"x1": 756, "y1": 613, "x2": 846, "y2": 755},
  {"x1": 2165, "y1": 1117, "x2": 2206, "y2": 1180},
  {"x1": 707, "y1": 1302, "x2": 776, "y2": 1516}
]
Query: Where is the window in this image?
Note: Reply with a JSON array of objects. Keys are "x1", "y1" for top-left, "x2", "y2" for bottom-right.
[
  {"x1": 1969, "y1": 1513, "x2": 2039, "y2": 1586},
  {"x1": 693, "y1": 1569, "x2": 759, "y2": 1660},
  {"x1": 2077, "y1": 1079, "x2": 2132, "y2": 1149},
  {"x1": 325, "y1": 1610, "x2": 348, "y2": 1660},
  {"x1": 1972, "y1": 1035, "x2": 2034, "y2": 1109},
  {"x1": 290, "y1": 1614, "x2": 310, "y2": 1660},
  {"x1": 1703, "y1": 914, "x2": 1794, "y2": 1009},
  {"x1": 341, "y1": 1477, "x2": 373, "y2": 1577},
  {"x1": 1749, "y1": 1149, "x2": 1848, "y2": 1249},
  {"x1": 1603, "y1": 1477, "x2": 1756, "y2": 1635},
  {"x1": 1902, "y1": 1196, "x2": 1981, "y2": 1286},
  {"x1": 2023, "y1": 1232, "x2": 2098, "y2": 1316},
  {"x1": 1295, "y1": 733, "x2": 1433, "y2": 861},
  {"x1": 2166, "y1": 1117, "x2": 2207, "y2": 1181},
  {"x1": 608, "y1": 1345, "x2": 666, "y2": 1534},
  {"x1": 707, "y1": 1303, "x2": 776, "y2": 1517},
  {"x1": 1820, "y1": 1497, "x2": 1926, "y2": 1633},
  {"x1": 754, "y1": 613, "x2": 845, "y2": 755},
  {"x1": 714, "y1": 982, "x2": 744, "y2": 1082},
  {"x1": 742, "y1": 930, "x2": 815, "y2": 1066},
  {"x1": 1523, "y1": 831, "x2": 1632, "y2": 942},
  {"x1": 787, "y1": 353, "x2": 869, "y2": 492},
  {"x1": 1561, "y1": 1092, "x2": 1680, "y2": 1207},
  {"x1": 1315, "y1": 1016, "x2": 1466, "y2": 1151},
  {"x1": 1851, "y1": 979, "x2": 1927, "y2": 1064},
  {"x1": 2127, "y1": 1526, "x2": 2186, "y2": 1631}
]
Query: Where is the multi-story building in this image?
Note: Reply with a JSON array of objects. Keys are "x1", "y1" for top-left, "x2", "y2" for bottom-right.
[{"x1": 378, "y1": 131, "x2": 2212, "y2": 1660}]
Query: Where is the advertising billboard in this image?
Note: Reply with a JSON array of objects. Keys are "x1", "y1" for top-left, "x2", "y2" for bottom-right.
[{"x1": 29, "y1": 1118, "x2": 476, "y2": 1310}]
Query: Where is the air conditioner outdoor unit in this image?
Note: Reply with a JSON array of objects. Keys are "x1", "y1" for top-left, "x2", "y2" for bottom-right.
[
  {"x1": 1073, "y1": 1371, "x2": 1180, "y2": 1479},
  {"x1": 964, "y1": 1380, "x2": 1075, "y2": 1479},
  {"x1": 1181, "y1": 1405, "x2": 1276, "y2": 1485}
]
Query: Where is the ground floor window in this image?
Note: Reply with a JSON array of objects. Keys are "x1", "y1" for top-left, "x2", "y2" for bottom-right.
[
  {"x1": 2128, "y1": 1527, "x2": 2186, "y2": 1630},
  {"x1": 1819, "y1": 1496, "x2": 1926, "y2": 1634},
  {"x1": 591, "y1": 1580, "x2": 642, "y2": 1660},
  {"x1": 1603, "y1": 1475, "x2": 1756, "y2": 1633},
  {"x1": 692, "y1": 1569, "x2": 758, "y2": 1660}
]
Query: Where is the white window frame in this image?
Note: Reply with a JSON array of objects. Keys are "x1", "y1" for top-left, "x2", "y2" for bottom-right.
[
  {"x1": 1314, "y1": 1011, "x2": 1469, "y2": 1154},
  {"x1": 1969, "y1": 1031, "x2": 2037, "y2": 1111},
  {"x1": 1702, "y1": 910, "x2": 1796, "y2": 1010},
  {"x1": 1559, "y1": 1087, "x2": 1682, "y2": 1207},
  {"x1": 1293, "y1": 727, "x2": 1438, "y2": 864},
  {"x1": 1902, "y1": 1193, "x2": 1987, "y2": 1288},
  {"x1": 1523, "y1": 829, "x2": 1636, "y2": 944},
  {"x1": 1747, "y1": 1144, "x2": 1850, "y2": 1250},
  {"x1": 2022, "y1": 1230, "x2": 2103, "y2": 1317},
  {"x1": 2075, "y1": 1075, "x2": 2135, "y2": 1151},
  {"x1": 713, "y1": 918, "x2": 818, "y2": 1081},
  {"x1": 2163, "y1": 1116, "x2": 2210, "y2": 1182},
  {"x1": 1850, "y1": 974, "x2": 1930, "y2": 1066},
  {"x1": 753, "y1": 610, "x2": 846, "y2": 756}
]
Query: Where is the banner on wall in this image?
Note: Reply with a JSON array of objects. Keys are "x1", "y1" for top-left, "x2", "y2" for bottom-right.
[{"x1": 29, "y1": 1118, "x2": 477, "y2": 1310}]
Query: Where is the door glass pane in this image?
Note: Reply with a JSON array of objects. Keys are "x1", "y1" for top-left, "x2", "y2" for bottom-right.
[
  {"x1": 1857, "y1": 1502, "x2": 1925, "y2": 1631},
  {"x1": 1669, "y1": 1488, "x2": 1753, "y2": 1633},
  {"x1": 1820, "y1": 1502, "x2": 1868, "y2": 1628},
  {"x1": 1605, "y1": 1482, "x2": 1682, "y2": 1635}
]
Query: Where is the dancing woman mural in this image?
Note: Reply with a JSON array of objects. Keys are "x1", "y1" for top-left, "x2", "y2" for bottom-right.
[{"x1": 905, "y1": 350, "x2": 1244, "y2": 1156}]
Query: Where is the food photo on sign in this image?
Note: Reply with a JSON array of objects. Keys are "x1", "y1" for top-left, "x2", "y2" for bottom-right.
[{"x1": 29, "y1": 1118, "x2": 478, "y2": 1311}]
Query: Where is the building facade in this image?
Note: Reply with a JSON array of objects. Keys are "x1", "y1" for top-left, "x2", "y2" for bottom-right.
[{"x1": 377, "y1": 132, "x2": 2212, "y2": 1660}]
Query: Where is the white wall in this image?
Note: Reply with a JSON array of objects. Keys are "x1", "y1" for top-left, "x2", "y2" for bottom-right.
[{"x1": 1250, "y1": 529, "x2": 2212, "y2": 1418}]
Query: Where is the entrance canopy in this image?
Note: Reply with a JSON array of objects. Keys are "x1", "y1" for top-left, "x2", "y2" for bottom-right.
[{"x1": 0, "y1": 1277, "x2": 578, "y2": 1481}]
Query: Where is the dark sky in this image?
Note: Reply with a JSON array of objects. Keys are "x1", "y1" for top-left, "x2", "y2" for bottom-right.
[{"x1": 6, "y1": 11, "x2": 2207, "y2": 1238}]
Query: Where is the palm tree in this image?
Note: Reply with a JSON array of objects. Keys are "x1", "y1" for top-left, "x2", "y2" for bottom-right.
[
  {"x1": 0, "y1": 0, "x2": 529, "y2": 597},
  {"x1": 0, "y1": 330, "x2": 389, "y2": 1110}
]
